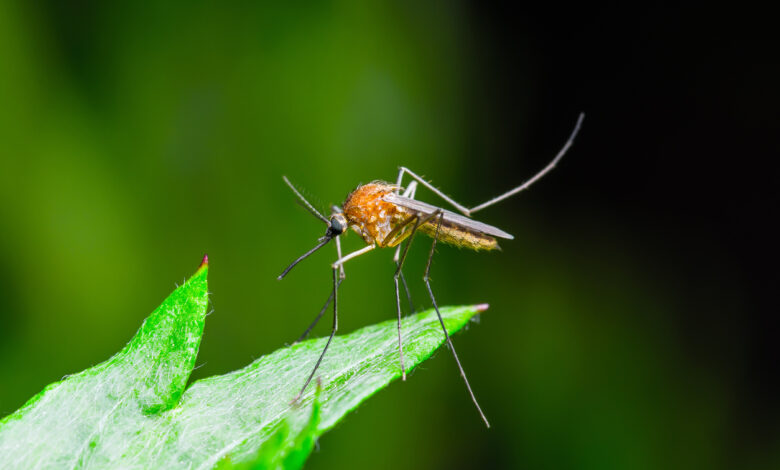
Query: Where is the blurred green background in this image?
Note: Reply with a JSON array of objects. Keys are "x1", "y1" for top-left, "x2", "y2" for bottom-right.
[{"x1": 1, "y1": 2, "x2": 777, "y2": 469}]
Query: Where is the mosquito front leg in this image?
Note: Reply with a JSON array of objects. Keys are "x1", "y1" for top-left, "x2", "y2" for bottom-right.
[
  {"x1": 295, "y1": 242, "x2": 374, "y2": 399},
  {"x1": 331, "y1": 244, "x2": 376, "y2": 270},
  {"x1": 423, "y1": 211, "x2": 490, "y2": 427},
  {"x1": 335, "y1": 233, "x2": 345, "y2": 280},
  {"x1": 294, "y1": 234, "x2": 346, "y2": 344},
  {"x1": 294, "y1": 277, "x2": 342, "y2": 344},
  {"x1": 294, "y1": 266, "x2": 340, "y2": 402}
]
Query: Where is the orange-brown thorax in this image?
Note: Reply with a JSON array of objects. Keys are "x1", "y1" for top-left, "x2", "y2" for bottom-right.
[
  {"x1": 342, "y1": 183, "x2": 411, "y2": 247},
  {"x1": 342, "y1": 182, "x2": 498, "y2": 250}
]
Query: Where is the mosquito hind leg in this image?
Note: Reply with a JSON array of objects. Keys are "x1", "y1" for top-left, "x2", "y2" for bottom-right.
[
  {"x1": 294, "y1": 266, "x2": 340, "y2": 402},
  {"x1": 423, "y1": 212, "x2": 491, "y2": 428},
  {"x1": 396, "y1": 113, "x2": 585, "y2": 217},
  {"x1": 468, "y1": 113, "x2": 584, "y2": 214},
  {"x1": 395, "y1": 167, "x2": 471, "y2": 215}
]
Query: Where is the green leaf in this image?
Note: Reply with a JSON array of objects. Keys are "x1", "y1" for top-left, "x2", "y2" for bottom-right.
[{"x1": 0, "y1": 261, "x2": 485, "y2": 469}]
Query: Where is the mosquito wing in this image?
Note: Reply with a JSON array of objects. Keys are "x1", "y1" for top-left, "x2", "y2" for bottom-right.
[{"x1": 383, "y1": 192, "x2": 514, "y2": 240}]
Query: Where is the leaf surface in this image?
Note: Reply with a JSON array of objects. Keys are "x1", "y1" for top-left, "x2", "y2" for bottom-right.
[{"x1": 0, "y1": 262, "x2": 484, "y2": 469}]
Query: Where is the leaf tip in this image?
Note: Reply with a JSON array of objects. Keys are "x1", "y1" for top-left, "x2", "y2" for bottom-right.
[
  {"x1": 474, "y1": 303, "x2": 490, "y2": 312},
  {"x1": 193, "y1": 254, "x2": 209, "y2": 278}
]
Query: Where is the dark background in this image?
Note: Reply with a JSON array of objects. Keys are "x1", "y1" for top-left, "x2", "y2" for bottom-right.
[{"x1": 1, "y1": 2, "x2": 777, "y2": 469}]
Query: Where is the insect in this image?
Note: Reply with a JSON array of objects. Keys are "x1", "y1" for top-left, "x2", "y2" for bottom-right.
[{"x1": 278, "y1": 113, "x2": 584, "y2": 427}]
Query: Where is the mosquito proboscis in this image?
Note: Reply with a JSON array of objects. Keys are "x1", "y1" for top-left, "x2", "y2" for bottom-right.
[{"x1": 278, "y1": 113, "x2": 585, "y2": 427}]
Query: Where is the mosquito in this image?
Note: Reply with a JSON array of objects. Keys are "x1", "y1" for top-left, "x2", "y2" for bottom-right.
[{"x1": 278, "y1": 113, "x2": 585, "y2": 427}]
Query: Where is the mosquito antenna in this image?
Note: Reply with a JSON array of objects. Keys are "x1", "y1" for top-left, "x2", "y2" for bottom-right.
[
  {"x1": 277, "y1": 236, "x2": 332, "y2": 280},
  {"x1": 282, "y1": 176, "x2": 329, "y2": 224},
  {"x1": 469, "y1": 112, "x2": 585, "y2": 214}
]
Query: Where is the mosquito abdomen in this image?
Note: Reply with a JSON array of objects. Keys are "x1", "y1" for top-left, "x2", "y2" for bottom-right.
[{"x1": 419, "y1": 220, "x2": 499, "y2": 251}]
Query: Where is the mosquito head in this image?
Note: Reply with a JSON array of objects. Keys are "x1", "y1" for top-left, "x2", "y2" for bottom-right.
[
  {"x1": 326, "y1": 213, "x2": 347, "y2": 238},
  {"x1": 278, "y1": 177, "x2": 352, "y2": 280}
]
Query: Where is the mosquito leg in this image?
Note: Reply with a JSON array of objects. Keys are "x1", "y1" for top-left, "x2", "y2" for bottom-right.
[
  {"x1": 469, "y1": 112, "x2": 584, "y2": 214},
  {"x1": 393, "y1": 217, "x2": 423, "y2": 380},
  {"x1": 391, "y1": 211, "x2": 444, "y2": 380},
  {"x1": 294, "y1": 266, "x2": 340, "y2": 402},
  {"x1": 399, "y1": 270, "x2": 413, "y2": 314},
  {"x1": 401, "y1": 180, "x2": 418, "y2": 198},
  {"x1": 423, "y1": 211, "x2": 491, "y2": 428},
  {"x1": 294, "y1": 242, "x2": 375, "y2": 400},
  {"x1": 393, "y1": 245, "x2": 414, "y2": 314},
  {"x1": 335, "y1": 235, "x2": 345, "y2": 280},
  {"x1": 293, "y1": 232, "x2": 346, "y2": 344},
  {"x1": 396, "y1": 113, "x2": 585, "y2": 218},
  {"x1": 332, "y1": 244, "x2": 376, "y2": 270},
  {"x1": 396, "y1": 167, "x2": 471, "y2": 215},
  {"x1": 393, "y1": 274, "x2": 407, "y2": 380},
  {"x1": 294, "y1": 278, "x2": 343, "y2": 344}
]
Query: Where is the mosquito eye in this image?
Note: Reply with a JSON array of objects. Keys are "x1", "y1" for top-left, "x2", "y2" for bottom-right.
[{"x1": 330, "y1": 217, "x2": 344, "y2": 234}]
